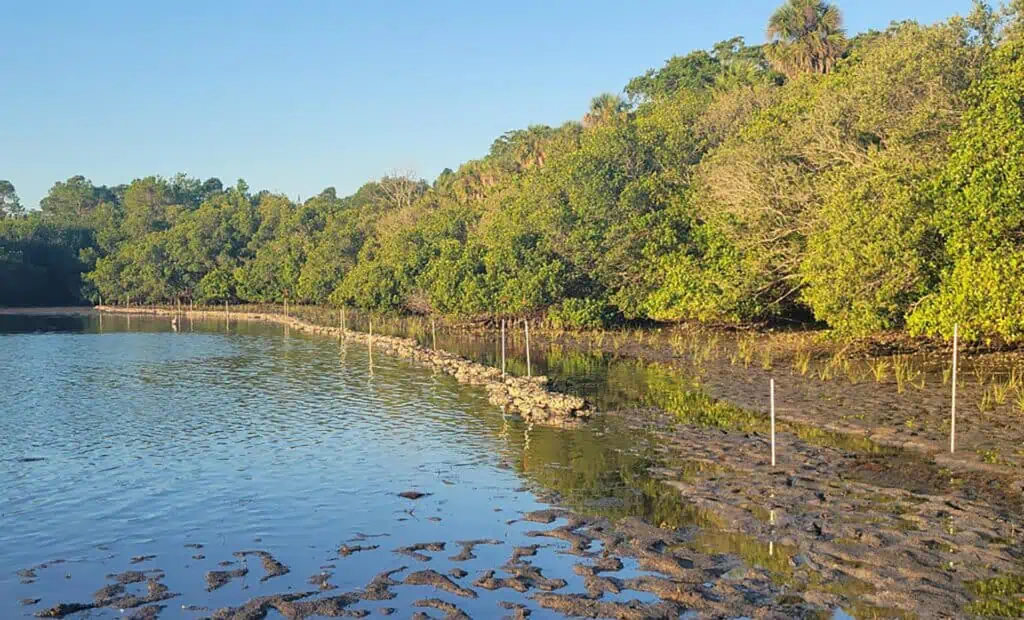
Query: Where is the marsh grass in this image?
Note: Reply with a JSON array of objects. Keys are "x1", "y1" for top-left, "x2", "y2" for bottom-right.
[
  {"x1": 992, "y1": 381, "x2": 1011, "y2": 406},
  {"x1": 869, "y1": 358, "x2": 890, "y2": 383},
  {"x1": 845, "y1": 361, "x2": 867, "y2": 385},
  {"x1": 973, "y1": 366, "x2": 987, "y2": 386},
  {"x1": 793, "y1": 349, "x2": 811, "y2": 376},
  {"x1": 737, "y1": 336, "x2": 755, "y2": 368},
  {"x1": 966, "y1": 573, "x2": 1024, "y2": 617},
  {"x1": 891, "y1": 356, "x2": 923, "y2": 393},
  {"x1": 979, "y1": 388, "x2": 995, "y2": 412}
]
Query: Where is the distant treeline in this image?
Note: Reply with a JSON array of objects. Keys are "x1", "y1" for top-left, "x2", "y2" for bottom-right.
[{"x1": 2, "y1": 0, "x2": 1024, "y2": 343}]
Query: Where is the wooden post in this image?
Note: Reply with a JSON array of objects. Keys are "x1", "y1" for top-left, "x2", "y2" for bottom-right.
[
  {"x1": 525, "y1": 318, "x2": 532, "y2": 378},
  {"x1": 770, "y1": 378, "x2": 776, "y2": 467},
  {"x1": 284, "y1": 299, "x2": 289, "y2": 317},
  {"x1": 501, "y1": 319, "x2": 506, "y2": 378},
  {"x1": 951, "y1": 323, "x2": 959, "y2": 453},
  {"x1": 432, "y1": 317, "x2": 437, "y2": 350},
  {"x1": 339, "y1": 308, "x2": 343, "y2": 331},
  {"x1": 369, "y1": 317, "x2": 374, "y2": 376}
]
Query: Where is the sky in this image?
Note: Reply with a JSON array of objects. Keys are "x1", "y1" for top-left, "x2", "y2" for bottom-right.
[{"x1": 1, "y1": 0, "x2": 976, "y2": 209}]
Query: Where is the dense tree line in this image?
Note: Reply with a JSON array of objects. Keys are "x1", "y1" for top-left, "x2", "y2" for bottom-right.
[{"x1": 2, "y1": 0, "x2": 1023, "y2": 342}]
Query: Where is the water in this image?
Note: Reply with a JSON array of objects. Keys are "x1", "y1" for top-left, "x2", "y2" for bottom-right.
[{"x1": 0, "y1": 314, "x2": 683, "y2": 618}]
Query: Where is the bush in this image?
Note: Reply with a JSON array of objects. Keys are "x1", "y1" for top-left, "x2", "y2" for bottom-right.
[{"x1": 546, "y1": 298, "x2": 615, "y2": 329}]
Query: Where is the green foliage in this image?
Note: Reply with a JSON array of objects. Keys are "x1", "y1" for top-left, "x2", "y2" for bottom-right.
[
  {"x1": 910, "y1": 36, "x2": 1024, "y2": 342},
  {"x1": 196, "y1": 267, "x2": 235, "y2": 303},
  {"x1": 547, "y1": 298, "x2": 615, "y2": 329},
  {"x1": 798, "y1": 20, "x2": 981, "y2": 335},
  {"x1": 0, "y1": 180, "x2": 24, "y2": 218},
  {"x1": 3, "y1": 3, "x2": 1022, "y2": 347},
  {"x1": 0, "y1": 216, "x2": 92, "y2": 305}
]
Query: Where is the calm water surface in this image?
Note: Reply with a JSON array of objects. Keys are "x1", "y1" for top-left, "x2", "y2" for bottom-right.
[{"x1": 0, "y1": 314, "x2": 684, "y2": 618}]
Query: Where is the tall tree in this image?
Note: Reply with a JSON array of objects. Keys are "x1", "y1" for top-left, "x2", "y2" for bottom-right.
[
  {"x1": 583, "y1": 93, "x2": 628, "y2": 128},
  {"x1": 40, "y1": 176, "x2": 104, "y2": 222},
  {"x1": 766, "y1": 0, "x2": 847, "y2": 76},
  {"x1": 0, "y1": 180, "x2": 24, "y2": 218}
]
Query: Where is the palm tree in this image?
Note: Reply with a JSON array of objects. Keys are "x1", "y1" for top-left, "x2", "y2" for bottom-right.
[
  {"x1": 490, "y1": 125, "x2": 555, "y2": 170},
  {"x1": 583, "y1": 93, "x2": 628, "y2": 128},
  {"x1": 766, "y1": 0, "x2": 847, "y2": 77}
]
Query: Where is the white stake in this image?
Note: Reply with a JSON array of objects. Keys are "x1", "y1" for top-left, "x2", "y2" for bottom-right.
[
  {"x1": 951, "y1": 323, "x2": 958, "y2": 453},
  {"x1": 770, "y1": 378, "x2": 776, "y2": 467},
  {"x1": 525, "y1": 319, "x2": 532, "y2": 378},
  {"x1": 501, "y1": 319, "x2": 506, "y2": 378}
]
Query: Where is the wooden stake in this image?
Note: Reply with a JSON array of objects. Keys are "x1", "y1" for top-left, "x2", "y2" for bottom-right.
[
  {"x1": 501, "y1": 319, "x2": 506, "y2": 378},
  {"x1": 951, "y1": 323, "x2": 959, "y2": 453},
  {"x1": 770, "y1": 378, "x2": 776, "y2": 467},
  {"x1": 432, "y1": 317, "x2": 437, "y2": 350},
  {"x1": 525, "y1": 318, "x2": 531, "y2": 378}
]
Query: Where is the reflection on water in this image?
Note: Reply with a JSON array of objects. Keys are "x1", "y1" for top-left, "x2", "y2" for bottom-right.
[{"x1": 0, "y1": 313, "x2": 719, "y2": 617}]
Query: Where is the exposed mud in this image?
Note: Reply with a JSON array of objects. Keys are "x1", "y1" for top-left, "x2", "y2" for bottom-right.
[
  {"x1": 394, "y1": 542, "x2": 445, "y2": 562},
  {"x1": 33, "y1": 570, "x2": 176, "y2": 618},
  {"x1": 234, "y1": 550, "x2": 289, "y2": 581},
  {"x1": 413, "y1": 598, "x2": 470, "y2": 619},
  {"x1": 205, "y1": 565, "x2": 248, "y2": 591},
  {"x1": 339, "y1": 544, "x2": 380, "y2": 557},
  {"x1": 398, "y1": 490, "x2": 431, "y2": 500},
  {"x1": 448, "y1": 538, "x2": 502, "y2": 561},
  {"x1": 403, "y1": 570, "x2": 477, "y2": 599},
  {"x1": 533, "y1": 593, "x2": 686, "y2": 619}
]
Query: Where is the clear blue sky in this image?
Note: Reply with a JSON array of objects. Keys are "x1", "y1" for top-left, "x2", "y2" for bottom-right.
[{"x1": 1, "y1": 0, "x2": 974, "y2": 209}]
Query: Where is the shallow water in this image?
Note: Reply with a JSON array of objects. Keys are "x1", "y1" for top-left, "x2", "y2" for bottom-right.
[{"x1": 0, "y1": 314, "x2": 693, "y2": 617}]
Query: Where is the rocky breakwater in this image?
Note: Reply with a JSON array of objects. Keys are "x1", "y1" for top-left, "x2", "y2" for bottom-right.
[{"x1": 96, "y1": 306, "x2": 595, "y2": 428}]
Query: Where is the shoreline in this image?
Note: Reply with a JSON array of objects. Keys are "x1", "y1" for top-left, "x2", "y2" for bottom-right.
[
  {"x1": 92, "y1": 305, "x2": 594, "y2": 428},
  {"x1": 7, "y1": 305, "x2": 1024, "y2": 615},
  {"x1": 6, "y1": 304, "x2": 1022, "y2": 483}
]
